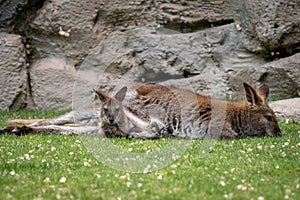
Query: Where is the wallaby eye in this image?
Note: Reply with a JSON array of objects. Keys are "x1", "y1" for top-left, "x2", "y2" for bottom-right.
[
  {"x1": 264, "y1": 116, "x2": 273, "y2": 122},
  {"x1": 103, "y1": 107, "x2": 108, "y2": 113}
]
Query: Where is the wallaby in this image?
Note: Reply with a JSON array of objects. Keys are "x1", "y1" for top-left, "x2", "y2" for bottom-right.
[
  {"x1": 118, "y1": 82, "x2": 282, "y2": 139},
  {"x1": 0, "y1": 83, "x2": 282, "y2": 139},
  {"x1": 88, "y1": 82, "x2": 282, "y2": 139}
]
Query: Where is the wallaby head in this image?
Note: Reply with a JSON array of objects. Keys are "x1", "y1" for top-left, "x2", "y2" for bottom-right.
[
  {"x1": 94, "y1": 87, "x2": 129, "y2": 136},
  {"x1": 242, "y1": 82, "x2": 282, "y2": 137}
]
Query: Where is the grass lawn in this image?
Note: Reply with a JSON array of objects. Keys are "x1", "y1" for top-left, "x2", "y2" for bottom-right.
[{"x1": 0, "y1": 110, "x2": 299, "y2": 200}]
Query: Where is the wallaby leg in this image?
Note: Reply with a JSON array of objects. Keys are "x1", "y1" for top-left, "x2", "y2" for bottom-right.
[
  {"x1": 124, "y1": 109, "x2": 149, "y2": 129},
  {"x1": 30, "y1": 111, "x2": 98, "y2": 127},
  {"x1": 29, "y1": 111, "x2": 76, "y2": 126}
]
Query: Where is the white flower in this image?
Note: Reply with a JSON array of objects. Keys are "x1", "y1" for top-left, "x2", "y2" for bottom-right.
[
  {"x1": 24, "y1": 154, "x2": 30, "y2": 159},
  {"x1": 258, "y1": 196, "x2": 265, "y2": 200},
  {"x1": 51, "y1": 147, "x2": 56, "y2": 151},
  {"x1": 257, "y1": 143, "x2": 263, "y2": 149},
  {"x1": 120, "y1": 175, "x2": 127, "y2": 179},
  {"x1": 224, "y1": 193, "x2": 233, "y2": 199},
  {"x1": 44, "y1": 177, "x2": 50, "y2": 183},
  {"x1": 59, "y1": 177, "x2": 67, "y2": 183},
  {"x1": 157, "y1": 174, "x2": 163, "y2": 180},
  {"x1": 219, "y1": 180, "x2": 226, "y2": 186},
  {"x1": 137, "y1": 183, "x2": 143, "y2": 188},
  {"x1": 126, "y1": 182, "x2": 131, "y2": 187},
  {"x1": 69, "y1": 152, "x2": 74, "y2": 155},
  {"x1": 7, "y1": 159, "x2": 15, "y2": 164},
  {"x1": 95, "y1": 174, "x2": 101, "y2": 178},
  {"x1": 84, "y1": 161, "x2": 90, "y2": 167},
  {"x1": 237, "y1": 184, "x2": 247, "y2": 191},
  {"x1": 10, "y1": 170, "x2": 16, "y2": 176}
]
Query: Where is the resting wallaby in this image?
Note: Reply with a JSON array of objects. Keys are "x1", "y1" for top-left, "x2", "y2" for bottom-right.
[
  {"x1": 0, "y1": 83, "x2": 282, "y2": 139},
  {"x1": 93, "y1": 83, "x2": 282, "y2": 139}
]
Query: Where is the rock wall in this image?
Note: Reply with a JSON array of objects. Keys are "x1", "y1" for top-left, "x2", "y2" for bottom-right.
[{"x1": 0, "y1": 0, "x2": 299, "y2": 110}]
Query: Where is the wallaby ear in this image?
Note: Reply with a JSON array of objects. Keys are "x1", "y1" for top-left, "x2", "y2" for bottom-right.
[
  {"x1": 94, "y1": 89, "x2": 109, "y2": 102},
  {"x1": 115, "y1": 87, "x2": 127, "y2": 102},
  {"x1": 243, "y1": 83, "x2": 264, "y2": 106},
  {"x1": 256, "y1": 84, "x2": 269, "y2": 101}
]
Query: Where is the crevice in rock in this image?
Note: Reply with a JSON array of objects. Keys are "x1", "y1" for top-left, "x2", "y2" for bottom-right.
[
  {"x1": 9, "y1": 0, "x2": 46, "y2": 36},
  {"x1": 25, "y1": 70, "x2": 36, "y2": 109},
  {"x1": 9, "y1": 88, "x2": 27, "y2": 110},
  {"x1": 92, "y1": 10, "x2": 101, "y2": 27},
  {"x1": 161, "y1": 19, "x2": 234, "y2": 33},
  {"x1": 264, "y1": 43, "x2": 300, "y2": 61}
]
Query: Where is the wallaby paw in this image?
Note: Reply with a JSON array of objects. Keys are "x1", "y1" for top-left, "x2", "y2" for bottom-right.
[
  {"x1": 149, "y1": 118, "x2": 166, "y2": 134},
  {"x1": 0, "y1": 126, "x2": 16, "y2": 135},
  {"x1": 0, "y1": 126, "x2": 33, "y2": 136},
  {"x1": 11, "y1": 126, "x2": 33, "y2": 136}
]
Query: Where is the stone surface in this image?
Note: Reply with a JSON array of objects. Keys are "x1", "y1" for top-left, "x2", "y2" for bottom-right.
[
  {"x1": 0, "y1": 0, "x2": 28, "y2": 31},
  {"x1": 0, "y1": 0, "x2": 300, "y2": 110},
  {"x1": 78, "y1": 25, "x2": 299, "y2": 101},
  {"x1": 227, "y1": 53, "x2": 300, "y2": 99},
  {"x1": 28, "y1": 57, "x2": 76, "y2": 110},
  {"x1": 269, "y1": 98, "x2": 300, "y2": 123},
  {"x1": 28, "y1": 0, "x2": 101, "y2": 65},
  {"x1": 235, "y1": 0, "x2": 300, "y2": 55},
  {"x1": 0, "y1": 33, "x2": 27, "y2": 110},
  {"x1": 154, "y1": 0, "x2": 237, "y2": 32}
]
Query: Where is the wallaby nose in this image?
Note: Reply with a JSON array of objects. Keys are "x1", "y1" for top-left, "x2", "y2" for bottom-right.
[{"x1": 108, "y1": 116, "x2": 114, "y2": 124}]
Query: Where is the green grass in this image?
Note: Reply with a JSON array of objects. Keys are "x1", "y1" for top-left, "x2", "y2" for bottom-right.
[{"x1": 0, "y1": 110, "x2": 299, "y2": 200}]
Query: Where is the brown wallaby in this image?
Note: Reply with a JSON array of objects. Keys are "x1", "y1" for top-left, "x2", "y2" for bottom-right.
[
  {"x1": 0, "y1": 82, "x2": 282, "y2": 139},
  {"x1": 116, "y1": 82, "x2": 282, "y2": 139},
  {"x1": 79, "y1": 82, "x2": 282, "y2": 139}
]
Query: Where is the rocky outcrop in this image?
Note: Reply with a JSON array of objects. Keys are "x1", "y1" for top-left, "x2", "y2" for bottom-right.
[
  {"x1": 0, "y1": 0, "x2": 299, "y2": 110},
  {"x1": 235, "y1": 0, "x2": 300, "y2": 56},
  {"x1": 0, "y1": 33, "x2": 27, "y2": 110}
]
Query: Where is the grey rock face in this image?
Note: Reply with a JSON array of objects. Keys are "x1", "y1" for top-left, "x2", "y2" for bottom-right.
[
  {"x1": 227, "y1": 53, "x2": 300, "y2": 99},
  {"x1": 28, "y1": 57, "x2": 76, "y2": 110},
  {"x1": 28, "y1": 0, "x2": 101, "y2": 65},
  {"x1": 269, "y1": 98, "x2": 300, "y2": 123},
  {"x1": 235, "y1": 0, "x2": 300, "y2": 55},
  {"x1": 0, "y1": 0, "x2": 300, "y2": 110},
  {"x1": 0, "y1": 0, "x2": 28, "y2": 31},
  {"x1": 0, "y1": 33, "x2": 27, "y2": 110}
]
